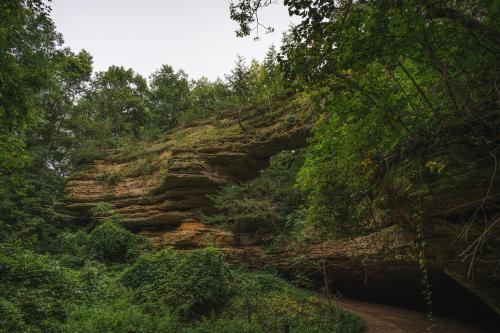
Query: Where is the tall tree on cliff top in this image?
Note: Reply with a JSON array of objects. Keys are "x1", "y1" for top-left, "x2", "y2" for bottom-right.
[
  {"x1": 74, "y1": 66, "x2": 150, "y2": 144},
  {"x1": 149, "y1": 64, "x2": 191, "y2": 132},
  {"x1": 226, "y1": 55, "x2": 251, "y2": 105}
]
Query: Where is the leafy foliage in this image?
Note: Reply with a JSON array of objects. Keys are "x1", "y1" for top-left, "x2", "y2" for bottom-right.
[
  {"x1": 0, "y1": 297, "x2": 27, "y2": 333},
  {"x1": 180, "y1": 77, "x2": 233, "y2": 123},
  {"x1": 149, "y1": 65, "x2": 191, "y2": 131},
  {"x1": 206, "y1": 150, "x2": 304, "y2": 235},
  {"x1": 0, "y1": 245, "x2": 80, "y2": 332},
  {"x1": 0, "y1": 0, "x2": 76, "y2": 242},
  {"x1": 88, "y1": 220, "x2": 145, "y2": 263},
  {"x1": 231, "y1": 0, "x2": 500, "y2": 242},
  {"x1": 187, "y1": 269, "x2": 365, "y2": 333},
  {"x1": 6, "y1": 0, "x2": 499, "y2": 330},
  {"x1": 0, "y1": 0, "x2": 61, "y2": 130},
  {"x1": 62, "y1": 296, "x2": 177, "y2": 333},
  {"x1": 122, "y1": 247, "x2": 231, "y2": 318}
]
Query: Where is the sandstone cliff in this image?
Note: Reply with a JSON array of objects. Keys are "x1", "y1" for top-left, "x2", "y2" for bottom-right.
[
  {"x1": 65, "y1": 98, "x2": 500, "y2": 324},
  {"x1": 65, "y1": 97, "x2": 311, "y2": 230}
]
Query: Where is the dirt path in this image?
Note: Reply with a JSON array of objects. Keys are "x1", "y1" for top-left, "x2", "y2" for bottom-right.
[{"x1": 322, "y1": 296, "x2": 490, "y2": 333}]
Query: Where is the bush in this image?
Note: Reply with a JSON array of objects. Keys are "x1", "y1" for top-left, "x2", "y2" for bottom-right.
[
  {"x1": 185, "y1": 269, "x2": 365, "y2": 333},
  {"x1": 168, "y1": 247, "x2": 231, "y2": 316},
  {"x1": 75, "y1": 261, "x2": 131, "y2": 305},
  {"x1": 0, "y1": 298, "x2": 27, "y2": 333},
  {"x1": 0, "y1": 246, "x2": 79, "y2": 296},
  {"x1": 49, "y1": 230, "x2": 91, "y2": 268},
  {"x1": 231, "y1": 270, "x2": 365, "y2": 333},
  {"x1": 71, "y1": 140, "x2": 107, "y2": 165},
  {"x1": 121, "y1": 249, "x2": 178, "y2": 289},
  {"x1": 89, "y1": 202, "x2": 115, "y2": 216},
  {"x1": 55, "y1": 230, "x2": 90, "y2": 255},
  {"x1": 88, "y1": 220, "x2": 143, "y2": 263},
  {"x1": 122, "y1": 247, "x2": 231, "y2": 318},
  {"x1": 63, "y1": 296, "x2": 177, "y2": 333},
  {"x1": 0, "y1": 246, "x2": 80, "y2": 331},
  {"x1": 206, "y1": 150, "x2": 304, "y2": 235},
  {"x1": 183, "y1": 317, "x2": 264, "y2": 333},
  {"x1": 0, "y1": 243, "x2": 363, "y2": 333}
]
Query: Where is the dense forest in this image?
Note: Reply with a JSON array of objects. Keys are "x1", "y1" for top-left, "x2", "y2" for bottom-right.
[{"x1": 1, "y1": 0, "x2": 499, "y2": 332}]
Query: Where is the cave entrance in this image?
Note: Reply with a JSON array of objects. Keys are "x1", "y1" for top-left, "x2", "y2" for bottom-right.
[{"x1": 323, "y1": 268, "x2": 500, "y2": 331}]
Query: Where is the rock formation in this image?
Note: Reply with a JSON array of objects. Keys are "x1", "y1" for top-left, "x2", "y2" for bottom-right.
[
  {"x1": 65, "y1": 97, "x2": 311, "y2": 230},
  {"x1": 65, "y1": 97, "x2": 500, "y2": 323}
]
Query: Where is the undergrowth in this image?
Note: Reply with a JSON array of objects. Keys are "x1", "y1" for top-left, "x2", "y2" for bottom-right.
[{"x1": 0, "y1": 220, "x2": 364, "y2": 333}]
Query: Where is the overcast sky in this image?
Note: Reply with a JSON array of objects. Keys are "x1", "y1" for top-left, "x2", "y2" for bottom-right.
[{"x1": 49, "y1": 0, "x2": 296, "y2": 81}]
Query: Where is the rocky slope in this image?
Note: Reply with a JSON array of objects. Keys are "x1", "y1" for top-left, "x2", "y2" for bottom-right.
[{"x1": 65, "y1": 98, "x2": 311, "y2": 230}]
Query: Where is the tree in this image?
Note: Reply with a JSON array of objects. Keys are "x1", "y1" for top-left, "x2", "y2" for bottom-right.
[
  {"x1": 181, "y1": 77, "x2": 231, "y2": 122},
  {"x1": 0, "y1": 0, "x2": 63, "y2": 237},
  {"x1": 149, "y1": 65, "x2": 190, "y2": 131},
  {"x1": 230, "y1": 0, "x2": 500, "y2": 242},
  {"x1": 0, "y1": 0, "x2": 61, "y2": 132},
  {"x1": 231, "y1": 1, "x2": 499, "y2": 127},
  {"x1": 229, "y1": 0, "x2": 275, "y2": 39},
  {"x1": 79, "y1": 66, "x2": 150, "y2": 139},
  {"x1": 226, "y1": 56, "x2": 252, "y2": 132},
  {"x1": 28, "y1": 48, "x2": 93, "y2": 176},
  {"x1": 226, "y1": 56, "x2": 251, "y2": 105},
  {"x1": 261, "y1": 45, "x2": 285, "y2": 110}
]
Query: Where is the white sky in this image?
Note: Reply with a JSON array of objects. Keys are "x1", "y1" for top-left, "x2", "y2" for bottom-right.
[{"x1": 49, "y1": 0, "x2": 296, "y2": 81}]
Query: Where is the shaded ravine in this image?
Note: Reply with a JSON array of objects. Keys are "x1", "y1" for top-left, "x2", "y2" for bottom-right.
[{"x1": 318, "y1": 296, "x2": 492, "y2": 333}]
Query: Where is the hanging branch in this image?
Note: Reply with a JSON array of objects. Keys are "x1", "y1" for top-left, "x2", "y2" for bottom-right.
[
  {"x1": 421, "y1": 36, "x2": 493, "y2": 132},
  {"x1": 382, "y1": 65, "x2": 417, "y2": 139},
  {"x1": 396, "y1": 59, "x2": 440, "y2": 119},
  {"x1": 425, "y1": 5, "x2": 500, "y2": 46},
  {"x1": 230, "y1": 0, "x2": 277, "y2": 39}
]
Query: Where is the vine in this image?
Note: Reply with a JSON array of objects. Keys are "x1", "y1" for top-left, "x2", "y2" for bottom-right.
[{"x1": 415, "y1": 162, "x2": 434, "y2": 331}]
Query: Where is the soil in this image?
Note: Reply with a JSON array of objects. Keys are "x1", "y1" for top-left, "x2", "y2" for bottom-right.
[{"x1": 325, "y1": 296, "x2": 494, "y2": 333}]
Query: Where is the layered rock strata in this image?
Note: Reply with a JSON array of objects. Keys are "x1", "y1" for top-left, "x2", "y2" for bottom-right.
[
  {"x1": 156, "y1": 221, "x2": 499, "y2": 324},
  {"x1": 65, "y1": 98, "x2": 311, "y2": 230}
]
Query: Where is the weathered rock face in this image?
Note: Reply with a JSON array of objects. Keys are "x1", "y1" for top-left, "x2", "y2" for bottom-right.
[
  {"x1": 65, "y1": 98, "x2": 500, "y2": 323},
  {"x1": 156, "y1": 221, "x2": 499, "y2": 325},
  {"x1": 65, "y1": 98, "x2": 311, "y2": 230}
]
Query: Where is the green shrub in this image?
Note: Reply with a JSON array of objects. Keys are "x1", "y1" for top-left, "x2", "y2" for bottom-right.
[
  {"x1": 0, "y1": 246, "x2": 79, "y2": 296},
  {"x1": 76, "y1": 261, "x2": 129, "y2": 304},
  {"x1": 56, "y1": 230, "x2": 90, "y2": 255},
  {"x1": 98, "y1": 171, "x2": 121, "y2": 185},
  {"x1": 90, "y1": 202, "x2": 115, "y2": 216},
  {"x1": 167, "y1": 247, "x2": 231, "y2": 316},
  {"x1": 121, "y1": 249, "x2": 178, "y2": 289},
  {"x1": 0, "y1": 246, "x2": 80, "y2": 331},
  {"x1": 0, "y1": 298, "x2": 27, "y2": 333},
  {"x1": 218, "y1": 270, "x2": 365, "y2": 333},
  {"x1": 122, "y1": 247, "x2": 231, "y2": 318},
  {"x1": 63, "y1": 296, "x2": 177, "y2": 333},
  {"x1": 71, "y1": 141, "x2": 107, "y2": 165},
  {"x1": 184, "y1": 317, "x2": 264, "y2": 333},
  {"x1": 49, "y1": 230, "x2": 91, "y2": 267},
  {"x1": 150, "y1": 269, "x2": 367, "y2": 333},
  {"x1": 88, "y1": 221, "x2": 143, "y2": 263},
  {"x1": 206, "y1": 150, "x2": 304, "y2": 235}
]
